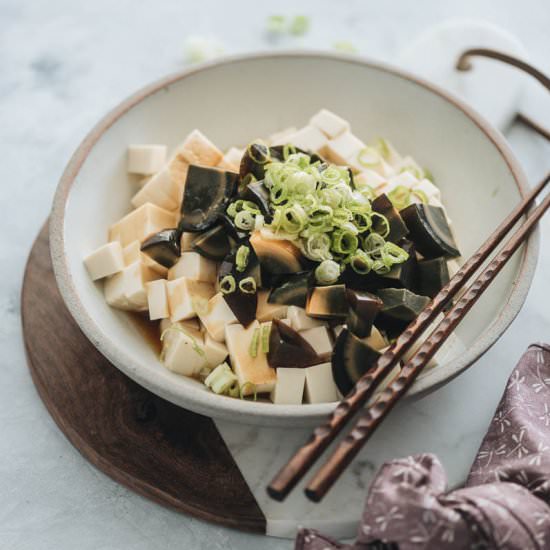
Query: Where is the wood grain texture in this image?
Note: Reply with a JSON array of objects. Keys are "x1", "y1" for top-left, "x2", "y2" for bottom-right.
[{"x1": 21, "y1": 224, "x2": 265, "y2": 534}]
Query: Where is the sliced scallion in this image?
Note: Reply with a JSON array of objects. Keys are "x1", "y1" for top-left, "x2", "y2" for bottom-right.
[
  {"x1": 235, "y1": 245, "x2": 250, "y2": 272},
  {"x1": 249, "y1": 328, "x2": 260, "y2": 357},
  {"x1": 239, "y1": 276, "x2": 257, "y2": 294},
  {"x1": 315, "y1": 259, "x2": 341, "y2": 285},
  {"x1": 220, "y1": 275, "x2": 236, "y2": 294}
]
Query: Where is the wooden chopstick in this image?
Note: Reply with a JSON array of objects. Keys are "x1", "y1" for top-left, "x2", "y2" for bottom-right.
[
  {"x1": 305, "y1": 180, "x2": 550, "y2": 501},
  {"x1": 267, "y1": 174, "x2": 550, "y2": 502}
]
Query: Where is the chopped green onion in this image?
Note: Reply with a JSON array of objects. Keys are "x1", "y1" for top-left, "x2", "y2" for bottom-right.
[
  {"x1": 333, "y1": 41, "x2": 358, "y2": 53},
  {"x1": 357, "y1": 147, "x2": 381, "y2": 168},
  {"x1": 411, "y1": 189, "x2": 429, "y2": 204},
  {"x1": 239, "y1": 381, "x2": 258, "y2": 400},
  {"x1": 332, "y1": 229, "x2": 359, "y2": 255},
  {"x1": 236, "y1": 245, "x2": 250, "y2": 272},
  {"x1": 372, "y1": 259, "x2": 391, "y2": 275},
  {"x1": 239, "y1": 276, "x2": 257, "y2": 294},
  {"x1": 381, "y1": 242, "x2": 409, "y2": 266},
  {"x1": 220, "y1": 275, "x2": 236, "y2": 295},
  {"x1": 423, "y1": 167, "x2": 434, "y2": 183},
  {"x1": 373, "y1": 138, "x2": 390, "y2": 160},
  {"x1": 315, "y1": 259, "x2": 341, "y2": 285},
  {"x1": 400, "y1": 164, "x2": 423, "y2": 179},
  {"x1": 387, "y1": 185, "x2": 411, "y2": 210},
  {"x1": 234, "y1": 210, "x2": 255, "y2": 230},
  {"x1": 227, "y1": 199, "x2": 260, "y2": 218},
  {"x1": 266, "y1": 15, "x2": 286, "y2": 34},
  {"x1": 289, "y1": 15, "x2": 310, "y2": 36},
  {"x1": 247, "y1": 142, "x2": 271, "y2": 164},
  {"x1": 249, "y1": 328, "x2": 260, "y2": 357},
  {"x1": 370, "y1": 212, "x2": 390, "y2": 238},
  {"x1": 160, "y1": 325, "x2": 205, "y2": 358},
  {"x1": 349, "y1": 250, "x2": 374, "y2": 274},
  {"x1": 260, "y1": 323, "x2": 271, "y2": 353},
  {"x1": 205, "y1": 363, "x2": 239, "y2": 395},
  {"x1": 283, "y1": 143, "x2": 297, "y2": 160}
]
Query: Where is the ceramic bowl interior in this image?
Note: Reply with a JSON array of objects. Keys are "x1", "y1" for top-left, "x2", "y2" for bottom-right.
[{"x1": 50, "y1": 52, "x2": 537, "y2": 426}]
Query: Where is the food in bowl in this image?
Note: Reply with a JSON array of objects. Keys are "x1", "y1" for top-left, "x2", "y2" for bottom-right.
[{"x1": 83, "y1": 108, "x2": 462, "y2": 405}]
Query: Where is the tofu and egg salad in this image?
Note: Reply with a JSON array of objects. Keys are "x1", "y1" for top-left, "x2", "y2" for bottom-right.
[{"x1": 84, "y1": 109, "x2": 462, "y2": 405}]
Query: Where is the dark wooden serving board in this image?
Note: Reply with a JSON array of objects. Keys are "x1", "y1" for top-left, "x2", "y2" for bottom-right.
[{"x1": 21, "y1": 224, "x2": 266, "y2": 534}]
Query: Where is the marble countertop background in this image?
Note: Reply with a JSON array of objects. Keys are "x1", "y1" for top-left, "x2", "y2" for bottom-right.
[{"x1": 2, "y1": 1, "x2": 550, "y2": 548}]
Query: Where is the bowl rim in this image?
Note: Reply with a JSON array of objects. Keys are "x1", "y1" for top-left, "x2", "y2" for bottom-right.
[{"x1": 49, "y1": 50, "x2": 538, "y2": 425}]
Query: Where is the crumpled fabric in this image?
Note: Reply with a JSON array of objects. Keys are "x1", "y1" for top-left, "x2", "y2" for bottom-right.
[{"x1": 296, "y1": 343, "x2": 550, "y2": 550}]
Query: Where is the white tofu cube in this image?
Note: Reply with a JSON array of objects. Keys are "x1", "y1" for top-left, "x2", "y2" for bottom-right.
[
  {"x1": 388, "y1": 171, "x2": 419, "y2": 190},
  {"x1": 256, "y1": 290, "x2": 288, "y2": 322},
  {"x1": 309, "y1": 109, "x2": 350, "y2": 139},
  {"x1": 217, "y1": 147, "x2": 243, "y2": 171},
  {"x1": 225, "y1": 321, "x2": 276, "y2": 394},
  {"x1": 270, "y1": 368, "x2": 306, "y2": 405},
  {"x1": 354, "y1": 169, "x2": 387, "y2": 191},
  {"x1": 412, "y1": 178, "x2": 441, "y2": 202},
  {"x1": 160, "y1": 319, "x2": 202, "y2": 348},
  {"x1": 300, "y1": 326, "x2": 333, "y2": 356},
  {"x1": 268, "y1": 126, "x2": 297, "y2": 146},
  {"x1": 127, "y1": 145, "x2": 167, "y2": 175},
  {"x1": 179, "y1": 129, "x2": 223, "y2": 167},
  {"x1": 304, "y1": 362, "x2": 338, "y2": 403},
  {"x1": 108, "y1": 203, "x2": 176, "y2": 247},
  {"x1": 325, "y1": 131, "x2": 365, "y2": 165},
  {"x1": 397, "y1": 155, "x2": 424, "y2": 178},
  {"x1": 166, "y1": 277, "x2": 215, "y2": 322},
  {"x1": 84, "y1": 242, "x2": 124, "y2": 281},
  {"x1": 287, "y1": 305, "x2": 325, "y2": 331},
  {"x1": 168, "y1": 252, "x2": 216, "y2": 283},
  {"x1": 285, "y1": 126, "x2": 328, "y2": 154},
  {"x1": 131, "y1": 167, "x2": 180, "y2": 211},
  {"x1": 180, "y1": 232, "x2": 199, "y2": 252},
  {"x1": 104, "y1": 261, "x2": 160, "y2": 311},
  {"x1": 198, "y1": 293, "x2": 238, "y2": 342},
  {"x1": 346, "y1": 150, "x2": 395, "y2": 179},
  {"x1": 162, "y1": 330, "x2": 206, "y2": 376},
  {"x1": 146, "y1": 279, "x2": 169, "y2": 320},
  {"x1": 203, "y1": 333, "x2": 228, "y2": 368}
]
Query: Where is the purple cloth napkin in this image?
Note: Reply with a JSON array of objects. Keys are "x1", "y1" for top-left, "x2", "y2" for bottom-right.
[{"x1": 296, "y1": 343, "x2": 550, "y2": 550}]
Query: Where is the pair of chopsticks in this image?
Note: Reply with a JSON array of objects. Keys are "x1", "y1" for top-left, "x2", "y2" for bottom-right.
[{"x1": 268, "y1": 172, "x2": 550, "y2": 502}]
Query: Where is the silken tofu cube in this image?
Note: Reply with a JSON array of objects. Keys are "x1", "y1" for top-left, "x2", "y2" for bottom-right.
[
  {"x1": 162, "y1": 330, "x2": 207, "y2": 376},
  {"x1": 270, "y1": 368, "x2": 306, "y2": 405},
  {"x1": 146, "y1": 279, "x2": 170, "y2": 321},
  {"x1": 197, "y1": 293, "x2": 238, "y2": 342},
  {"x1": 108, "y1": 203, "x2": 177, "y2": 247},
  {"x1": 309, "y1": 109, "x2": 350, "y2": 139},
  {"x1": 325, "y1": 131, "x2": 365, "y2": 165},
  {"x1": 354, "y1": 169, "x2": 387, "y2": 191},
  {"x1": 166, "y1": 277, "x2": 215, "y2": 322},
  {"x1": 104, "y1": 260, "x2": 160, "y2": 311},
  {"x1": 304, "y1": 362, "x2": 338, "y2": 403},
  {"x1": 127, "y1": 145, "x2": 167, "y2": 175},
  {"x1": 217, "y1": 147, "x2": 244, "y2": 171},
  {"x1": 84, "y1": 241, "x2": 124, "y2": 280},
  {"x1": 268, "y1": 126, "x2": 297, "y2": 146},
  {"x1": 300, "y1": 326, "x2": 333, "y2": 356},
  {"x1": 412, "y1": 178, "x2": 441, "y2": 202},
  {"x1": 130, "y1": 167, "x2": 180, "y2": 211},
  {"x1": 168, "y1": 252, "x2": 217, "y2": 283},
  {"x1": 284, "y1": 126, "x2": 328, "y2": 155},
  {"x1": 203, "y1": 333, "x2": 229, "y2": 368},
  {"x1": 225, "y1": 321, "x2": 277, "y2": 395},
  {"x1": 179, "y1": 129, "x2": 223, "y2": 167}
]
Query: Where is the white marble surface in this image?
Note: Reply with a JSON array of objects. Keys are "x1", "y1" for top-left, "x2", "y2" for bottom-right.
[{"x1": 2, "y1": 0, "x2": 550, "y2": 548}]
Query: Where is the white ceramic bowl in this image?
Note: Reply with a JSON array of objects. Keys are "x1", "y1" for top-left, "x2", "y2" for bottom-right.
[{"x1": 50, "y1": 52, "x2": 538, "y2": 427}]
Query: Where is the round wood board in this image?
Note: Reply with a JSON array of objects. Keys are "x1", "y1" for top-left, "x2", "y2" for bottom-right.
[{"x1": 21, "y1": 224, "x2": 266, "y2": 534}]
